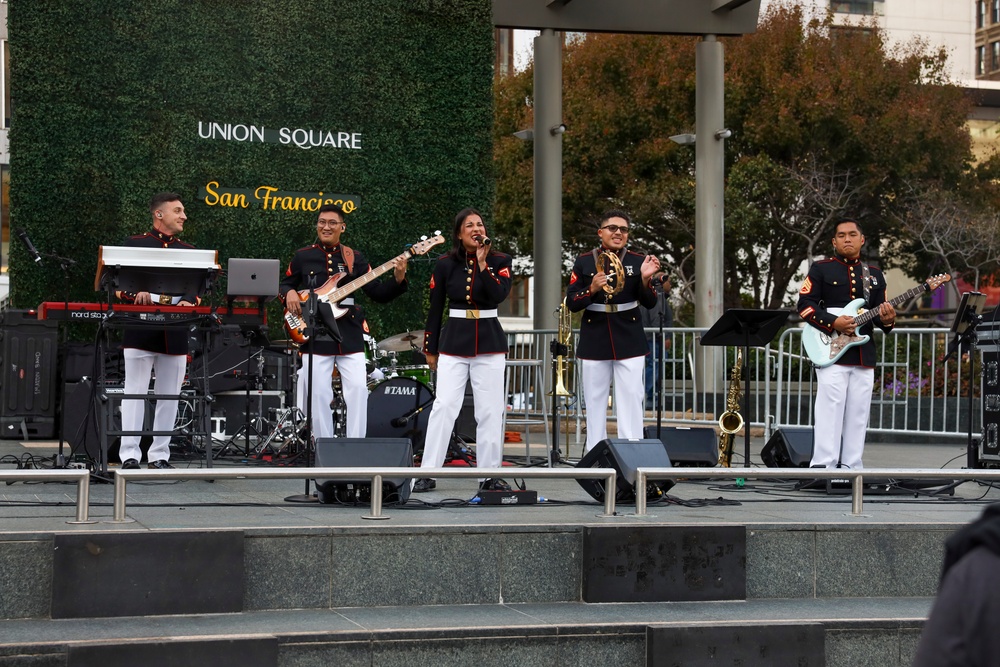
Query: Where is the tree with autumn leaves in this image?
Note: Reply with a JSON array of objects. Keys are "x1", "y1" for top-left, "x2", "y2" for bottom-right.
[{"x1": 493, "y1": 4, "x2": 982, "y2": 319}]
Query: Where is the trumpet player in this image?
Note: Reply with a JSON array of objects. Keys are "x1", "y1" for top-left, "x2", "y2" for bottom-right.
[{"x1": 567, "y1": 210, "x2": 661, "y2": 452}]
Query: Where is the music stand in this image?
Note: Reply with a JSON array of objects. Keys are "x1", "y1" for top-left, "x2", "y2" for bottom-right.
[
  {"x1": 943, "y1": 292, "x2": 986, "y2": 469},
  {"x1": 700, "y1": 309, "x2": 791, "y2": 468}
]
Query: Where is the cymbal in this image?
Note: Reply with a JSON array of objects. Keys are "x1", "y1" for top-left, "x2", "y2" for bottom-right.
[{"x1": 377, "y1": 330, "x2": 423, "y2": 352}]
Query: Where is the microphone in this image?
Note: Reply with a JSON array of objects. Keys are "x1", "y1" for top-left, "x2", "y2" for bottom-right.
[
  {"x1": 473, "y1": 234, "x2": 491, "y2": 246},
  {"x1": 17, "y1": 229, "x2": 42, "y2": 263},
  {"x1": 391, "y1": 404, "x2": 427, "y2": 427}
]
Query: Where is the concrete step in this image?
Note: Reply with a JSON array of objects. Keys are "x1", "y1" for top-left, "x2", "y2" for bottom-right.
[{"x1": 0, "y1": 598, "x2": 929, "y2": 667}]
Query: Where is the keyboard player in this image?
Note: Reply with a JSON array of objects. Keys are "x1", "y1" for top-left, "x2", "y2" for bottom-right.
[{"x1": 115, "y1": 192, "x2": 198, "y2": 470}]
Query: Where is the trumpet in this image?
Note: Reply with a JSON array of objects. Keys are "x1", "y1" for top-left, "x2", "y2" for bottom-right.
[
  {"x1": 596, "y1": 250, "x2": 625, "y2": 297},
  {"x1": 551, "y1": 298, "x2": 574, "y2": 397}
]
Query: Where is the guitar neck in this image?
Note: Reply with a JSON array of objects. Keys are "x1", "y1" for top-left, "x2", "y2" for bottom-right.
[
  {"x1": 325, "y1": 250, "x2": 411, "y2": 302},
  {"x1": 855, "y1": 282, "x2": 928, "y2": 326}
]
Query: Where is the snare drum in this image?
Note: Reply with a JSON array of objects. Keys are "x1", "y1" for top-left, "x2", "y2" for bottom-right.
[
  {"x1": 396, "y1": 365, "x2": 433, "y2": 389},
  {"x1": 367, "y1": 376, "x2": 435, "y2": 453}
]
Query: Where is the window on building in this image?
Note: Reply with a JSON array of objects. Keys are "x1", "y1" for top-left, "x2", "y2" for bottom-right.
[
  {"x1": 980, "y1": 1, "x2": 988, "y2": 28},
  {"x1": 992, "y1": 42, "x2": 1000, "y2": 71},
  {"x1": 979, "y1": 44, "x2": 988, "y2": 75},
  {"x1": 993, "y1": 0, "x2": 1000, "y2": 23},
  {"x1": 830, "y1": 0, "x2": 881, "y2": 15},
  {"x1": 499, "y1": 277, "x2": 530, "y2": 318},
  {"x1": 1, "y1": 41, "x2": 8, "y2": 128},
  {"x1": 1, "y1": 165, "x2": 8, "y2": 275}
]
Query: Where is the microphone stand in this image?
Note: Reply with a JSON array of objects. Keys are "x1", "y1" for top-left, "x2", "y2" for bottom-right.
[
  {"x1": 653, "y1": 292, "x2": 666, "y2": 440},
  {"x1": 46, "y1": 251, "x2": 77, "y2": 468},
  {"x1": 286, "y1": 274, "x2": 320, "y2": 503}
]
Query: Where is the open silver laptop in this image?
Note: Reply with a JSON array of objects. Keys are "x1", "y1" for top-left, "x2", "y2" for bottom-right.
[{"x1": 227, "y1": 258, "x2": 280, "y2": 300}]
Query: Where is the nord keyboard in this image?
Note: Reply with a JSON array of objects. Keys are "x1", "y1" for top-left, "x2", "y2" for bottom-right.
[{"x1": 36, "y1": 302, "x2": 265, "y2": 325}]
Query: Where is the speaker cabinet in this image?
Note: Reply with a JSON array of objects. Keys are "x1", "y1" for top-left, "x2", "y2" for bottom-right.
[
  {"x1": 0, "y1": 310, "x2": 59, "y2": 439},
  {"x1": 643, "y1": 426, "x2": 718, "y2": 467},
  {"x1": 314, "y1": 437, "x2": 413, "y2": 504},
  {"x1": 575, "y1": 438, "x2": 675, "y2": 503},
  {"x1": 761, "y1": 427, "x2": 814, "y2": 468}
]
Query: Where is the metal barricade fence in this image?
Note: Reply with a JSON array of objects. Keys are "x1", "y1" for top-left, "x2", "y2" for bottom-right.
[{"x1": 504, "y1": 326, "x2": 978, "y2": 445}]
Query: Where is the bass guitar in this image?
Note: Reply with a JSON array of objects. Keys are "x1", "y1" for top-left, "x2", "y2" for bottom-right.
[
  {"x1": 802, "y1": 273, "x2": 951, "y2": 367},
  {"x1": 284, "y1": 234, "x2": 445, "y2": 344}
]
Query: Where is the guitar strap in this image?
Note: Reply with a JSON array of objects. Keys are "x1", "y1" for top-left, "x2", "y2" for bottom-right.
[
  {"x1": 341, "y1": 245, "x2": 355, "y2": 275},
  {"x1": 861, "y1": 262, "x2": 871, "y2": 305}
]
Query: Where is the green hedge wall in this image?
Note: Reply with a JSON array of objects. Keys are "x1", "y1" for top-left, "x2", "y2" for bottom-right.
[{"x1": 9, "y1": 0, "x2": 494, "y2": 340}]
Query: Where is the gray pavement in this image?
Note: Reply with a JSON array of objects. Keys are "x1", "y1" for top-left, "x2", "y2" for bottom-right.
[{"x1": 1, "y1": 430, "x2": 996, "y2": 535}]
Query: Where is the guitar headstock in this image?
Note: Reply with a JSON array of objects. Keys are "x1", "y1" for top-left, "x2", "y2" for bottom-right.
[
  {"x1": 926, "y1": 274, "x2": 952, "y2": 291},
  {"x1": 410, "y1": 233, "x2": 446, "y2": 256}
]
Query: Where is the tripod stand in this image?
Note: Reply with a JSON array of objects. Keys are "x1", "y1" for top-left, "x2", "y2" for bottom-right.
[{"x1": 212, "y1": 325, "x2": 271, "y2": 459}]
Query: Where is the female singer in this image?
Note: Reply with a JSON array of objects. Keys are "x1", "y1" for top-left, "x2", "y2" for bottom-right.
[{"x1": 414, "y1": 208, "x2": 512, "y2": 493}]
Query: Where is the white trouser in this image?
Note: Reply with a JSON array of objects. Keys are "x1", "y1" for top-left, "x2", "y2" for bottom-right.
[
  {"x1": 120, "y1": 348, "x2": 186, "y2": 464},
  {"x1": 421, "y1": 353, "x2": 506, "y2": 473},
  {"x1": 581, "y1": 356, "x2": 646, "y2": 453},
  {"x1": 811, "y1": 364, "x2": 875, "y2": 469},
  {"x1": 296, "y1": 352, "x2": 368, "y2": 439}
]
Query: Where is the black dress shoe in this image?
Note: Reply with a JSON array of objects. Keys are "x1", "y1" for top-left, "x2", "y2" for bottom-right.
[
  {"x1": 148, "y1": 460, "x2": 174, "y2": 469},
  {"x1": 413, "y1": 478, "x2": 436, "y2": 493},
  {"x1": 121, "y1": 459, "x2": 140, "y2": 469}
]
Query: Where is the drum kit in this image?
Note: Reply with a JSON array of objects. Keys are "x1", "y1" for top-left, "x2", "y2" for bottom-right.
[{"x1": 236, "y1": 329, "x2": 437, "y2": 457}]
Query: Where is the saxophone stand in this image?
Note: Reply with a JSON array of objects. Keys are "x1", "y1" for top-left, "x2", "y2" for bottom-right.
[
  {"x1": 701, "y1": 309, "x2": 790, "y2": 478},
  {"x1": 286, "y1": 275, "x2": 342, "y2": 503}
]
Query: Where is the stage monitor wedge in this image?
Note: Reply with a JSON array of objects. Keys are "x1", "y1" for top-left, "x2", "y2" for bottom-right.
[
  {"x1": 643, "y1": 425, "x2": 718, "y2": 467},
  {"x1": 576, "y1": 438, "x2": 675, "y2": 504},
  {"x1": 761, "y1": 427, "x2": 814, "y2": 468},
  {"x1": 314, "y1": 438, "x2": 413, "y2": 504}
]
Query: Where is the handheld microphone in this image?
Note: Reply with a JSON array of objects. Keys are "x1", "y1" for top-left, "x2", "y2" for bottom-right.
[
  {"x1": 473, "y1": 234, "x2": 491, "y2": 246},
  {"x1": 16, "y1": 229, "x2": 42, "y2": 263}
]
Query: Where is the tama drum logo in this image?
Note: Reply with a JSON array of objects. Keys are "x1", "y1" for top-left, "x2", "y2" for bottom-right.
[{"x1": 384, "y1": 385, "x2": 417, "y2": 396}]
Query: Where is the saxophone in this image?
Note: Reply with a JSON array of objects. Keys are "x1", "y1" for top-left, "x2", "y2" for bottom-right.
[{"x1": 717, "y1": 348, "x2": 744, "y2": 467}]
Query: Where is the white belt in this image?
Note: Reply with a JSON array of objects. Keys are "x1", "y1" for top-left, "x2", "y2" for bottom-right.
[
  {"x1": 150, "y1": 294, "x2": 182, "y2": 306},
  {"x1": 449, "y1": 308, "x2": 498, "y2": 319},
  {"x1": 586, "y1": 301, "x2": 638, "y2": 313}
]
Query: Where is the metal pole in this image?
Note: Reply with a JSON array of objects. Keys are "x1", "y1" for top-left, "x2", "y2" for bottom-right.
[
  {"x1": 532, "y1": 29, "x2": 563, "y2": 330},
  {"x1": 695, "y1": 35, "x2": 726, "y2": 396}
]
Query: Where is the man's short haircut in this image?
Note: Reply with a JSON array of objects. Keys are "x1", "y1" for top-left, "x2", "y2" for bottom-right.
[
  {"x1": 318, "y1": 203, "x2": 346, "y2": 219},
  {"x1": 833, "y1": 219, "x2": 864, "y2": 236},
  {"x1": 599, "y1": 209, "x2": 632, "y2": 228},
  {"x1": 149, "y1": 192, "x2": 182, "y2": 213}
]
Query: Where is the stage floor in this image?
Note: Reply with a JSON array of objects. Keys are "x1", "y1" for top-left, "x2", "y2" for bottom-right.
[{"x1": 2, "y1": 432, "x2": 996, "y2": 535}]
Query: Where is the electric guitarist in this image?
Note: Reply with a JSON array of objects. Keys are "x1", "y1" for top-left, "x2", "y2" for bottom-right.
[
  {"x1": 280, "y1": 203, "x2": 408, "y2": 439},
  {"x1": 797, "y1": 219, "x2": 895, "y2": 470}
]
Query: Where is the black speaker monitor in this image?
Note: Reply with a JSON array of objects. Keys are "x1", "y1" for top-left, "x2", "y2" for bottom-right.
[
  {"x1": 314, "y1": 438, "x2": 413, "y2": 504},
  {"x1": 761, "y1": 427, "x2": 814, "y2": 468},
  {"x1": 643, "y1": 426, "x2": 718, "y2": 467},
  {"x1": 575, "y1": 438, "x2": 675, "y2": 504}
]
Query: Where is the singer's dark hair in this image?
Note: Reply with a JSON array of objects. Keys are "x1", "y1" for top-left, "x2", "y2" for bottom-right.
[
  {"x1": 448, "y1": 207, "x2": 493, "y2": 261},
  {"x1": 149, "y1": 192, "x2": 183, "y2": 213}
]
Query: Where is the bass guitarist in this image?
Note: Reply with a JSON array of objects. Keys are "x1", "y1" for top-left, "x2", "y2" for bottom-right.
[
  {"x1": 280, "y1": 203, "x2": 409, "y2": 439},
  {"x1": 797, "y1": 219, "x2": 895, "y2": 470}
]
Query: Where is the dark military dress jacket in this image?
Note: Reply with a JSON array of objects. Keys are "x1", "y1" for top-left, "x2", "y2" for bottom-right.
[
  {"x1": 797, "y1": 253, "x2": 893, "y2": 368},
  {"x1": 423, "y1": 250, "x2": 512, "y2": 357},
  {"x1": 279, "y1": 242, "x2": 407, "y2": 355},
  {"x1": 117, "y1": 230, "x2": 199, "y2": 355},
  {"x1": 566, "y1": 247, "x2": 657, "y2": 360}
]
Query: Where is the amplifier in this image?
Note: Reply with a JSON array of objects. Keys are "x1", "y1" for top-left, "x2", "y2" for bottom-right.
[{"x1": 476, "y1": 489, "x2": 538, "y2": 505}]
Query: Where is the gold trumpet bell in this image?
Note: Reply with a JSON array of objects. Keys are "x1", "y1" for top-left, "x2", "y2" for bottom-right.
[{"x1": 596, "y1": 250, "x2": 625, "y2": 297}]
